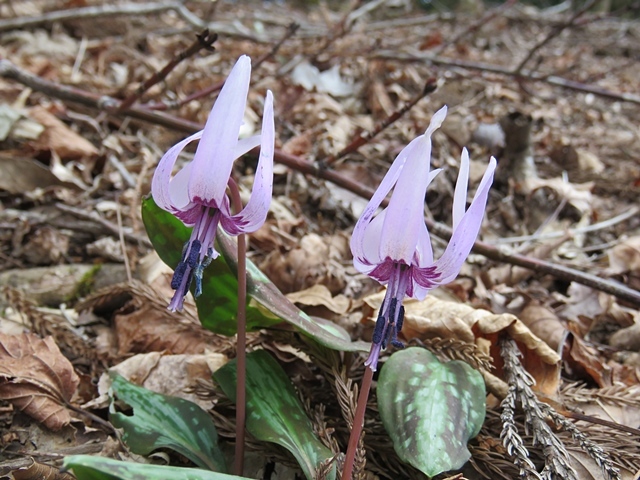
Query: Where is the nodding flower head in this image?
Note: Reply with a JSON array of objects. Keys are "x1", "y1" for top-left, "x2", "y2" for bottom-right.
[
  {"x1": 350, "y1": 106, "x2": 496, "y2": 370},
  {"x1": 151, "y1": 55, "x2": 275, "y2": 311}
]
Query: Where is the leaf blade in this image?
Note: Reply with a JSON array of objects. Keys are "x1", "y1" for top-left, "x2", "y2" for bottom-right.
[
  {"x1": 213, "y1": 350, "x2": 336, "y2": 480},
  {"x1": 64, "y1": 455, "x2": 253, "y2": 480},
  {"x1": 109, "y1": 373, "x2": 226, "y2": 472},
  {"x1": 377, "y1": 347, "x2": 486, "y2": 478}
]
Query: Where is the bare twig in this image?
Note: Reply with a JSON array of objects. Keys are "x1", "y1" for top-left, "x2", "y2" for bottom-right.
[
  {"x1": 513, "y1": 0, "x2": 598, "y2": 75},
  {"x1": 371, "y1": 51, "x2": 640, "y2": 105},
  {"x1": 433, "y1": 0, "x2": 517, "y2": 56},
  {"x1": 55, "y1": 203, "x2": 152, "y2": 248},
  {"x1": 0, "y1": 1, "x2": 265, "y2": 41},
  {"x1": 493, "y1": 206, "x2": 639, "y2": 245},
  {"x1": 322, "y1": 77, "x2": 438, "y2": 167},
  {"x1": 3, "y1": 61, "x2": 639, "y2": 307},
  {"x1": 310, "y1": 0, "x2": 363, "y2": 63},
  {"x1": 147, "y1": 23, "x2": 299, "y2": 112},
  {"x1": 117, "y1": 29, "x2": 217, "y2": 112}
]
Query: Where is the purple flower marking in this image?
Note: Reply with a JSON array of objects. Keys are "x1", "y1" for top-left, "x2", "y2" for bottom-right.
[
  {"x1": 350, "y1": 106, "x2": 496, "y2": 370},
  {"x1": 151, "y1": 55, "x2": 275, "y2": 311}
]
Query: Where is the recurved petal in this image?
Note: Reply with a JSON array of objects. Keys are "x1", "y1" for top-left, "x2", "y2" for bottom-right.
[
  {"x1": 188, "y1": 55, "x2": 252, "y2": 208},
  {"x1": 434, "y1": 156, "x2": 496, "y2": 284},
  {"x1": 354, "y1": 208, "x2": 387, "y2": 274},
  {"x1": 452, "y1": 148, "x2": 470, "y2": 230},
  {"x1": 151, "y1": 130, "x2": 204, "y2": 213},
  {"x1": 221, "y1": 91, "x2": 275, "y2": 235},
  {"x1": 350, "y1": 134, "x2": 422, "y2": 265}
]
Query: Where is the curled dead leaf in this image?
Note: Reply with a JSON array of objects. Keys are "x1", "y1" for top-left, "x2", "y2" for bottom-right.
[
  {"x1": 0, "y1": 333, "x2": 79, "y2": 430},
  {"x1": 286, "y1": 284, "x2": 351, "y2": 315},
  {"x1": 28, "y1": 106, "x2": 98, "y2": 159},
  {"x1": 84, "y1": 352, "x2": 227, "y2": 411},
  {"x1": 363, "y1": 291, "x2": 561, "y2": 398}
]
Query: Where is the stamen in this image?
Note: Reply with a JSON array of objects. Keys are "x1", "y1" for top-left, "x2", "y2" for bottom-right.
[
  {"x1": 171, "y1": 261, "x2": 188, "y2": 290},
  {"x1": 187, "y1": 240, "x2": 202, "y2": 268},
  {"x1": 389, "y1": 298, "x2": 398, "y2": 323},
  {"x1": 396, "y1": 305, "x2": 405, "y2": 334},
  {"x1": 372, "y1": 308, "x2": 386, "y2": 345}
]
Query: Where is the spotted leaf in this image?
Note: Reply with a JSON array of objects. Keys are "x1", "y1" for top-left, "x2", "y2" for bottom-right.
[
  {"x1": 213, "y1": 350, "x2": 336, "y2": 480},
  {"x1": 109, "y1": 373, "x2": 226, "y2": 472},
  {"x1": 377, "y1": 347, "x2": 486, "y2": 478},
  {"x1": 64, "y1": 455, "x2": 253, "y2": 480}
]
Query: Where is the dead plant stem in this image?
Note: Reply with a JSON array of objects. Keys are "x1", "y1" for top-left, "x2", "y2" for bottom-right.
[{"x1": 228, "y1": 178, "x2": 247, "y2": 476}]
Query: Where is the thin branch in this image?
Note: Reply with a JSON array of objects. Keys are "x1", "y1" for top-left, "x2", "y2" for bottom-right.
[
  {"x1": 513, "y1": 0, "x2": 598, "y2": 75},
  {"x1": 493, "y1": 206, "x2": 639, "y2": 245},
  {"x1": 322, "y1": 77, "x2": 438, "y2": 167},
  {"x1": 433, "y1": 0, "x2": 517, "y2": 56},
  {"x1": 55, "y1": 203, "x2": 152, "y2": 248},
  {"x1": 371, "y1": 51, "x2": 640, "y2": 105},
  {"x1": 3, "y1": 61, "x2": 639, "y2": 307},
  {"x1": 117, "y1": 29, "x2": 217, "y2": 112},
  {"x1": 146, "y1": 23, "x2": 299, "y2": 112},
  {"x1": 0, "y1": 1, "x2": 266, "y2": 42}
]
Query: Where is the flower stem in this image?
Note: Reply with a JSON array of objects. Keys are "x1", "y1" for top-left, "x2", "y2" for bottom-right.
[
  {"x1": 228, "y1": 178, "x2": 247, "y2": 476},
  {"x1": 341, "y1": 365, "x2": 374, "y2": 480}
]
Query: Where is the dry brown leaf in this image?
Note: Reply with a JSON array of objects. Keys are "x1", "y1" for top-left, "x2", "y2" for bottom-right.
[
  {"x1": 524, "y1": 176, "x2": 594, "y2": 216},
  {"x1": 85, "y1": 352, "x2": 227, "y2": 411},
  {"x1": 28, "y1": 106, "x2": 98, "y2": 159},
  {"x1": 10, "y1": 459, "x2": 76, "y2": 480},
  {"x1": 0, "y1": 333, "x2": 79, "y2": 430},
  {"x1": 286, "y1": 284, "x2": 351, "y2": 315},
  {"x1": 260, "y1": 233, "x2": 349, "y2": 294},
  {"x1": 519, "y1": 302, "x2": 567, "y2": 352},
  {"x1": 363, "y1": 291, "x2": 561, "y2": 397},
  {"x1": 0, "y1": 155, "x2": 67, "y2": 194},
  {"x1": 114, "y1": 304, "x2": 219, "y2": 356},
  {"x1": 608, "y1": 236, "x2": 640, "y2": 275}
]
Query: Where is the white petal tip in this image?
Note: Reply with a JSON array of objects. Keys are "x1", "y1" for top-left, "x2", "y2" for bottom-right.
[{"x1": 426, "y1": 105, "x2": 448, "y2": 135}]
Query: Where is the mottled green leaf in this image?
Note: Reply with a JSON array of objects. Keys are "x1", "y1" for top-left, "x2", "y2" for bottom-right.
[
  {"x1": 64, "y1": 455, "x2": 253, "y2": 480},
  {"x1": 213, "y1": 350, "x2": 336, "y2": 480},
  {"x1": 377, "y1": 347, "x2": 486, "y2": 478},
  {"x1": 142, "y1": 195, "x2": 367, "y2": 351},
  {"x1": 109, "y1": 373, "x2": 226, "y2": 472}
]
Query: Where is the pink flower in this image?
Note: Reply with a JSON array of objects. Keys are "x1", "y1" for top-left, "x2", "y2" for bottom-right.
[
  {"x1": 350, "y1": 106, "x2": 496, "y2": 370},
  {"x1": 152, "y1": 55, "x2": 275, "y2": 311}
]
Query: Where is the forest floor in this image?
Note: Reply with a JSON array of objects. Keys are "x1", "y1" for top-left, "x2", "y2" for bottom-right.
[{"x1": 1, "y1": 1, "x2": 640, "y2": 479}]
